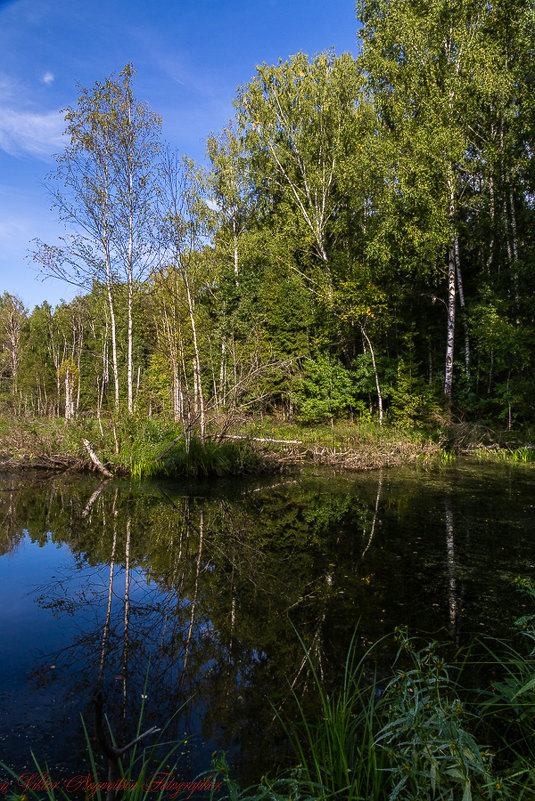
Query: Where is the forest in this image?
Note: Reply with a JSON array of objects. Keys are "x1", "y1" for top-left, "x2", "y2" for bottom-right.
[{"x1": 1, "y1": 0, "x2": 534, "y2": 445}]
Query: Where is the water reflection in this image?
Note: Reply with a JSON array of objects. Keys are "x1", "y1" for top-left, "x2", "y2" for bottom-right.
[
  {"x1": 445, "y1": 497, "x2": 460, "y2": 640},
  {"x1": 361, "y1": 469, "x2": 383, "y2": 559},
  {"x1": 0, "y1": 463, "x2": 534, "y2": 783}
]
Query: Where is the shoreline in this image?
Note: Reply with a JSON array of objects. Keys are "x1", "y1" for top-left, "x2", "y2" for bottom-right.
[{"x1": 1, "y1": 416, "x2": 533, "y2": 478}]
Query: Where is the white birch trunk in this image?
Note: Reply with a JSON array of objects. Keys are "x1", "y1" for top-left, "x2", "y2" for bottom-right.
[
  {"x1": 454, "y1": 239, "x2": 470, "y2": 380},
  {"x1": 64, "y1": 366, "x2": 72, "y2": 420},
  {"x1": 127, "y1": 278, "x2": 133, "y2": 414},
  {"x1": 184, "y1": 272, "x2": 205, "y2": 440},
  {"x1": 444, "y1": 179, "x2": 457, "y2": 405},
  {"x1": 444, "y1": 241, "x2": 456, "y2": 404},
  {"x1": 361, "y1": 327, "x2": 383, "y2": 425}
]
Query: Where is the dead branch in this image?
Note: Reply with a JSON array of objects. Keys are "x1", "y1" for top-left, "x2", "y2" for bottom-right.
[{"x1": 94, "y1": 691, "x2": 160, "y2": 801}]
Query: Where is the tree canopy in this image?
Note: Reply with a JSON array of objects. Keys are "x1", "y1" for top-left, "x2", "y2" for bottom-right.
[{"x1": 3, "y1": 2, "x2": 534, "y2": 433}]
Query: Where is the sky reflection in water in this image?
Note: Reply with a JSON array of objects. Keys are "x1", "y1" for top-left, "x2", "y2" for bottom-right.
[{"x1": 0, "y1": 462, "x2": 534, "y2": 783}]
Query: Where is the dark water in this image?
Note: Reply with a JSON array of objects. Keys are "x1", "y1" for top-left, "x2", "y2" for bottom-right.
[{"x1": 0, "y1": 461, "x2": 534, "y2": 788}]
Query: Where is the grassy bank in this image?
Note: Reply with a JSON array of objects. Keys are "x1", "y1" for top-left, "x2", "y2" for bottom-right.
[
  {"x1": 0, "y1": 417, "x2": 265, "y2": 477},
  {"x1": 0, "y1": 415, "x2": 443, "y2": 477},
  {"x1": 0, "y1": 415, "x2": 533, "y2": 478}
]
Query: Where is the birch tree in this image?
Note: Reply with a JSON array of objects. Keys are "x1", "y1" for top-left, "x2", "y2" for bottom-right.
[
  {"x1": 357, "y1": 0, "x2": 527, "y2": 406},
  {"x1": 0, "y1": 293, "x2": 26, "y2": 414},
  {"x1": 235, "y1": 51, "x2": 365, "y2": 293},
  {"x1": 33, "y1": 64, "x2": 161, "y2": 414},
  {"x1": 157, "y1": 153, "x2": 213, "y2": 441},
  {"x1": 207, "y1": 125, "x2": 250, "y2": 285},
  {"x1": 109, "y1": 64, "x2": 161, "y2": 413}
]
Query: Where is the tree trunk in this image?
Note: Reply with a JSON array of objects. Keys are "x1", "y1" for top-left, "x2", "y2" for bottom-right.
[
  {"x1": 127, "y1": 278, "x2": 133, "y2": 414},
  {"x1": 64, "y1": 365, "x2": 73, "y2": 420},
  {"x1": 444, "y1": 177, "x2": 457, "y2": 405},
  {"x1": 509, "y1": 188, "x2": 520, "y2": 323},
  {"x1": 219, "y1": 337, "x2": 226, "y2": 405},
  {"x1": 232, "y1": 216, "x2": 239, "y2": 285},
  {"x1": 49, "y1": 321, "x2": 61, "y2": 418},
  {"x1": 184, "y1": 272, "x2": 205, "y2": 440},
  {"x1": 444, "y1": 239, "x2": 456, "y2": 405},
  {"x1": 103, "y1": 157, "x2": 120, "y2": 412},
  {"x1": 105, "y1": 266, "x2": 120, "y2": 411},
  {"x1": 361, "y1": 327, "x2": 383, "y2": 425},
  {"x1": 454, "y1": 239, "x2": 470, "y2": 381}
]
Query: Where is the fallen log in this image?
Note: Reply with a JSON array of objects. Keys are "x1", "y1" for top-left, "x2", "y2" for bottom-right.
[
  {"x1": 82, "y1": 439, "x2": 113, "y2": 478},
  {"x1": 218, "y1": 434, "x2": 303, "y2": 445}
]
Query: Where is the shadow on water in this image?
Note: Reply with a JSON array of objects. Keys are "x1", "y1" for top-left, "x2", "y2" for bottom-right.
[{"x1": 0, "y1": 461, "x2": 534, "y2": 785}]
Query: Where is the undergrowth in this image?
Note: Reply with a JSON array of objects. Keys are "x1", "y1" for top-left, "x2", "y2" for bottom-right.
[
  {"x1": 131, "y1": 436, "x2": 264, "y2": 479},
  {"x1": 473, "y1": 446, "x2": 535, "y2": 464}
]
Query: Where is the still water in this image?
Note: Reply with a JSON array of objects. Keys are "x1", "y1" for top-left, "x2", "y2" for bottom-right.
[{"x1": 0, "y1": 462, "x2": 534, "y2": 785}]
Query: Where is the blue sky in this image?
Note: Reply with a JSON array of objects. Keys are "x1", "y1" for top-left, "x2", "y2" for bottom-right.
[{"x1": 0, "y1": 0, "x2": 359, "y2": 311}]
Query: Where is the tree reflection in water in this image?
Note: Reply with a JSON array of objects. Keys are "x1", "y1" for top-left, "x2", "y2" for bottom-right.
[{"x1": 1, "y1": 464, "x2": 534, "y2": 783}]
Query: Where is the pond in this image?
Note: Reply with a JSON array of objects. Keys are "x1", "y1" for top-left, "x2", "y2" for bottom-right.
[{"x1": 0, "y1": 461, "x2": 534, "y2": 788}]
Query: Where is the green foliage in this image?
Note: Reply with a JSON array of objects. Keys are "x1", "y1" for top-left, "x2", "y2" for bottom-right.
[
  {"x1": 389, "y1": 359, "x2": 439, "y2": 429},
  {"x1": 292, "y1": 354, "x2": 355, "y2": 424},
  {"x1": 4, "y1": 0, "x2": 535, "y2": 435},
  {"x1": 260, "y1": 264, "x2": 313, "y2": 357},
  {"x1": 208, "y1": 611, "x2": 535, "y2": 801},
  {"x1": 378, "y1": 630, "x2": 493, "y2": 801},
  {"x1": 475, "y1": 578, "x2": 535, "y2": 799}
]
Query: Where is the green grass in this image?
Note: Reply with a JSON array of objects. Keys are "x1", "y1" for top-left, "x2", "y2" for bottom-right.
[
  {"x1": 278, "y1": 632, "x2": 389, "y2": 801},
  {"x1": 472, "y1": 446, "x2": 535, "y2": 465},
  {"x1": 131, "y1": 435, "x2": 265, "y2": 478}
]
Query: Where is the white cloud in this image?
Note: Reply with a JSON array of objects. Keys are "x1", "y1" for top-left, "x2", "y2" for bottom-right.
[
  {"x1": 0, "y1": 106, "x2": 64, "y2": 157},
  {"x1": 41, "y1": 71, "x2": 54, "y2": 85}
]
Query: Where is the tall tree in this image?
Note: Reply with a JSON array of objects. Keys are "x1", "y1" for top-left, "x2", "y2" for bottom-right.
[
  {"x1": 33, "y1": 64, "x2": 161, "y2": 414},
  {"x1": 0, "y1": 293, "x2": 26, "y2": 415},
  {"x1": 157, "y1": 153, "x2": 214, "y2": 440},
  {"x1": 357, "y1": 0, "x2": 532, "y2": 406},
  {"x1": 235, "y1": 51, "x2": 365, "y2": 294},
  {"x1": 207, "y1": 124, "x2": 250, "y2": 285}
]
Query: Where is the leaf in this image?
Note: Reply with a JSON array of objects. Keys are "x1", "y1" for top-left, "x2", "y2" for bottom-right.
[
  {"x1": 462, "y1": 782, "x2": 472, "y2": 801},
  {"x1": 430, "y1": 760, "x2": 437, "y2": 793},
  {"x1": 512, "y1": 675, "x2": 535, "y2": 699}
]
